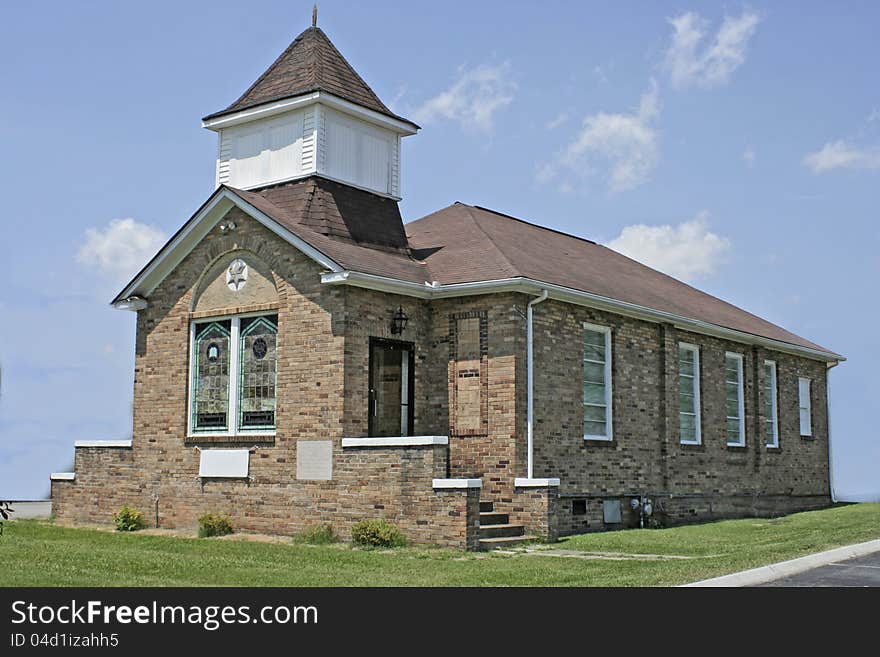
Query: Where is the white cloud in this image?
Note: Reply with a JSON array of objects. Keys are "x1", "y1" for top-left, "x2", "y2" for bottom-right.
[
  {"x1": 546, "y1": 111, "x2": 569, "y2": 130},
  {"x1": 663, "y1": 11, "x2": 761, "y2": 89},
  {"x1": 803, "y1": 140, "x2": 880, "y2": 173},
  {"x1": 604, "y1": 212, "x2": 732, "y2": 282},
  {"x1": 76, "y1": 218, "x2": 166, "y2": 285},
  {"x1": 540, "y1": 83, "x2": 660, "y2": 193},
  {"x1": 412, "y1": 63, "x2": 515, "y2": 131},
  {"x1": 743, "y1": 147, "x2": 756, "y2": 167}
]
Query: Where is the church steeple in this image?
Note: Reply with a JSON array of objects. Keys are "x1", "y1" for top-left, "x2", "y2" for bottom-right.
[{"x1": 202, "y1": 22, "x2": 418, "y2": 198}]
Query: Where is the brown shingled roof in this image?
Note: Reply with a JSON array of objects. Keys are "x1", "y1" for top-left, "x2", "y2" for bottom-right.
[
  {"x1": 203, "y1": 27, "x2": 416, "y2": 127},
  {"x1": 208, "y1": 187, "x2": 835, "y2": 357},
  {"x1": 405, "y1": 203, "x2": 835, "y2": 355},
  {"x1": 227, "y1": 178, "x2": 428, "y2": 283}
]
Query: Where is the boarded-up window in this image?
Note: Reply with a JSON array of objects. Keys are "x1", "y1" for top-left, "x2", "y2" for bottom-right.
[{"x1": 450, "y1": 312, "x2": 488, "y2": 436}]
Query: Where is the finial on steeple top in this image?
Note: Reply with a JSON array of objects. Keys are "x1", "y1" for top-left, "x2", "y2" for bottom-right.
[{"x1": 312, "y1": 4, "x2": 318, "y2": 28}]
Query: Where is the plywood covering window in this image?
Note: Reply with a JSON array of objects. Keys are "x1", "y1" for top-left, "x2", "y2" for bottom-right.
[
  {"x1": 450, "y1": 312, "x2": 488, "y2": 436},
  {"x1": 583, "y1": 323, "x2": 612, "y2": 441},
  {"x1": 724, "y1": 352, "x2": 746, "y2": 446},
  {"x1": 678, "y1": 343, "x2": 701, "y2": 444},
  {"x1": 189, "y1": 313, "x2": 277, "y2": 436}
]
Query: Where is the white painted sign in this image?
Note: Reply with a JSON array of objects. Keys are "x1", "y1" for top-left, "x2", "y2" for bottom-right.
[{"x1": 199, "y1": 449, "x2": 250, "y2": 478}]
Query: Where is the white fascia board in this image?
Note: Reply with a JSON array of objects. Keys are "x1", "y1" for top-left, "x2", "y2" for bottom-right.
[
  {"x1": 514, "y1": 478, "x2": 561, "y2": 487},
  {"x1": 342, "y1": 436, "x2": 448, "y2": 447},
  {"x1": 432, "y1": 478, "x2": 482, "y2": 489},
  {"x1": 113, "y1": 188, "x2": 343, "y2": 307},
  {"x1": 74, "y1": 440, "x2": 133, "y2": 448},
  {"x1": 202, "y1": 92, "x2": 418, "y2": 136},
  {"x1": 50, "y1": 472, "x2": 75, "y2": 481},
  {"x1": 202, "y1": 93, "x2": 321, "y2": 130},
  {"x1": 321, "y1": 271, "x2": 844, "y2": 363}
]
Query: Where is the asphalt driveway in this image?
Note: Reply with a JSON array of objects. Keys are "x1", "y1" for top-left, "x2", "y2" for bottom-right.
[{"x1": 760, "y1": 551, "x2": 880, "y2": 587}]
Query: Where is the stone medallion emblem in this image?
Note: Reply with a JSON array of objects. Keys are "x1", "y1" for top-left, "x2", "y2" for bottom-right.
[{"x1": 226, "y1": 258, "x2": 248, "y2": 291}]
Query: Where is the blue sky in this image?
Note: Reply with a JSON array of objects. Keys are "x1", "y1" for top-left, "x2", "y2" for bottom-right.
[{"x1": 1, "y1": 1, "x2": 877, "y2": 500}]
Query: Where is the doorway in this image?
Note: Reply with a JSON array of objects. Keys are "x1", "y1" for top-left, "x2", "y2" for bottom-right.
[{"x1": 369, "y1": 338, "x2": 414, "y2": 437}]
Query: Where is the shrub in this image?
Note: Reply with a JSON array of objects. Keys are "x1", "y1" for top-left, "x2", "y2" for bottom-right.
[
  {"x1": 113, "y1": 506, "x2": 146, "y2": 532},
  {"x1": 198, "y1": 513, "x2": 234, "y2": 538},
  {"x1": 351, "y1": 519, "x2": 406, "y2": 548},
  {"x1": 294, "y1": 523, "x2": 339, "y2": 545}
]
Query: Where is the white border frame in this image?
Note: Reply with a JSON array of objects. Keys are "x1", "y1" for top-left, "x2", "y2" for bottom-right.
[
  {"x1": 583, "y1": 322, "x2": 613, "y2": 441},
  {"x1": 678, "y1": 342, "x2": 702, "y2": 445},
  {"x1": 725, "y1": 351, "x2": 746, "y2": 446},
  {"x1": 764, "y1": 360, "x2": 779, "y2": 448},
  {"x1": 188, "y1": 311, "x2": 278, "y2": 439},
  {"x1": 798, "y1": 376, "x2": 813, "y2": 437}
]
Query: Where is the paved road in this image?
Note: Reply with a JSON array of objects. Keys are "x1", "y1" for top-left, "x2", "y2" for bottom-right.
[{"x1": 760, "y1": 551, "x2": 880, "y2": 587}]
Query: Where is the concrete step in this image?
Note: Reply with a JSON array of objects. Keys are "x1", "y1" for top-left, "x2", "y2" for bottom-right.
[
  {"x1": 479, "y1": 501, "x2": 494, "y2": 513},
  {"x1": 479, "y1": 535, "x2": 537, "y2": 550},
  {"x1": 479, "y1": 523, "x2": 525, "y2": 539},
  {"x1": 479, "y1": 511, "x2": 510, "y2": 526}
]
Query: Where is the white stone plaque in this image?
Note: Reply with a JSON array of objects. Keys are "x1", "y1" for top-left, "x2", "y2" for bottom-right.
[{"x1": 296, "y1": 441, "x2": 333, "y2": 480}]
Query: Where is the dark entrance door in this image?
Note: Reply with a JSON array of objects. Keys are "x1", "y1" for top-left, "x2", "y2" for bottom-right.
[{"x1": 369, "y1": 338, "x2": 414, "y2": 437}]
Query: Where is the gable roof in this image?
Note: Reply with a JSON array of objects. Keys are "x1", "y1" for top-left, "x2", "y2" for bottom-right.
[
  {"x1": 405, "y1": 203, "x2": 837, "y2": 357},
  {"x1": 203, "y1": 26, "x2": 416, "y2": 127},
  {"x1": 115, "y1": 188, "x2": 840, "y2": 361}
]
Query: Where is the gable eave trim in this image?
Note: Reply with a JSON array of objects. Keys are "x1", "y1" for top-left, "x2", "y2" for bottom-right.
[
  {"x1": 321, "y1": 270, "x2": 844, "y2": 363},
  {"x1": 112, "y1": 187, "x2": 343, "y2": 307}
]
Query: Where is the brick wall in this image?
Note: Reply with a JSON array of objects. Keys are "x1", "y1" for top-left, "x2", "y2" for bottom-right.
[
  {"x1": 51, "y1": 204, "x2": 834, "y2": 547},
  {"x1": 528, "y1": 300, "x2": 832, "y2": 535}
]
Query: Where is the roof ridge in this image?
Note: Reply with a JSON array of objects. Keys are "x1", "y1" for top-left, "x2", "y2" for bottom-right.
[
  {"x1": 471, "y1": 204, "x2": 597, "y2": 246},
  {"x1": 458, "y1": 204, "x2": 520, "y2": 279},
  {"x1": 223, "y1": 28, "x2": 311, "y2": 115},
  {"x1": 313, "y1": 28, "x2": 390, "y2": 113}
]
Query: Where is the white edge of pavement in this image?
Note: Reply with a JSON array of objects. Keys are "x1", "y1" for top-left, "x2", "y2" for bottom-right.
[{"x1": 682, "y1": 538, "x2": 880, "y2": 587}]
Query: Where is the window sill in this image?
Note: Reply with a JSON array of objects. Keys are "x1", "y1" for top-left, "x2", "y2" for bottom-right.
[
  {"x1": 726, "y1": 442, "x2": 747, "y2": 449},
  {"x1": 765, "y1": 444, "x2": 780, "y2": 450},
  {"x1": 186, "y1": 433, "x2": 275, "y2": 445},
  {"x1": 583, "y1": 435, "x2": 613, "y2": 442},
  {"x1": 342, "y1": 436, "x2": 449, "y2": 448},
  {"x1": 680, "y1": 440, "x2": 702, "y2": 446}
]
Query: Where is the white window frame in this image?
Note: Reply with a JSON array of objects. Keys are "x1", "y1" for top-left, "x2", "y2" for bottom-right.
[
  {"x1": 764, "y1": 360, "x2": 779, "y2": 448},
  {"x1": 678, "y1": 342, "x2": 702, "y2": 445},
  {"x1": 724, "y1": 351, "x2": 746, "y2": 446},
  {"x1": 583, "y1": 322, "x2": 613, "y2": 441},
  {"x1": 798, "y1": 376, "x2": 812, "y2": 437},
  {"x1": 187, "y1": 310, "x2": 278, "y2": 438}
]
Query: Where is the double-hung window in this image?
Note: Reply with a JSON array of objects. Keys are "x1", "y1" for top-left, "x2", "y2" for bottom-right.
[
  {"x1": 189, "y1": 313, "x2": 278, "y2": 435},
  {"x1": 764, "y1": 360, "x2": 779, "y2": 448},
  {"x1": 724, "y1": 352, "x2": 745, "y2": 446},
  {"x1": 678, "y1": 343, "x2": 701, "y2": 444},
  {"x1": 583, "y1": 323, "x2": 612, "y2": 441},
  {"x1": 798, "y1": 377, "x2": 812, "y2": 437}
]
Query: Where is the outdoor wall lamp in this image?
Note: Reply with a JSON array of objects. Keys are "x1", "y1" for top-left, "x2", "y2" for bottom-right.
[{"x1": 390, "y1": 306, "x2": 408, "y2": 335}]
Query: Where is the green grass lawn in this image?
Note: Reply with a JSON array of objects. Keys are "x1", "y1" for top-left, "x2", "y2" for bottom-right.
[{"x1": 2, "y1": 504, "x2": 878, "y2": 586}]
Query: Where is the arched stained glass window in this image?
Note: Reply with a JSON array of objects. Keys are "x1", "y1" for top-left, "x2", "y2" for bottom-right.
[
  {"x1": 192, "y1": 321, "x2": 231, "y2": 431},
  {"x1": 238, "y1": 315, "x2": 277, "y2": 429}
]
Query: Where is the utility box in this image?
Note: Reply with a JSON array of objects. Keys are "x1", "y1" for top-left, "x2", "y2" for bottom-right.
[{"x1": 603, "y1": 499, "x2": 622, "y2": 524}]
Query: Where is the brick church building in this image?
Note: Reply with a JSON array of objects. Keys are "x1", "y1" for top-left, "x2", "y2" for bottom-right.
[{"x1": 51, "y1": 19, "x2": 843, "y2": 550}]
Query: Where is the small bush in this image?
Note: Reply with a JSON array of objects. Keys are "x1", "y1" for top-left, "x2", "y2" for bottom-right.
[
  {"x1": 351, "y1": 519, "x2": 406, "y2": 548},
  {"x1": 113, "y1": 506, "x2": 146, "y2": 532},
  {"x1": 198, "y1": 513, "x2": 234, "y2": 538},
  {"x1": 294, "y1": 523, "x2": 339, "y2": 545}
]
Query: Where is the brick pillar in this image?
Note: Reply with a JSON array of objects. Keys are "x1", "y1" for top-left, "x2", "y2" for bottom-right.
[{"x1": 511, "y1": 479, "x2": 559, "y2": 542}]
